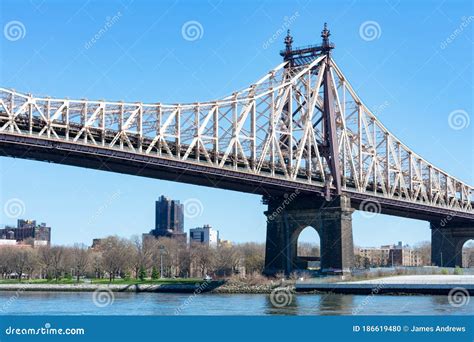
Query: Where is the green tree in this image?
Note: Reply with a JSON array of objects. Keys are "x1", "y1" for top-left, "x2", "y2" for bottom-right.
[
  {"x1": 151, "y1": 266, "x2": 159, "y2": 280},
  {"x1": 138, "y1": 265, "x2": 147, "y2": 281}
]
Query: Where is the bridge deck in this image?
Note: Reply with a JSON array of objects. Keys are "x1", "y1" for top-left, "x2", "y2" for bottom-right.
[{"x1": 1, "y1": 132, "x2": 472, "y2": 224}]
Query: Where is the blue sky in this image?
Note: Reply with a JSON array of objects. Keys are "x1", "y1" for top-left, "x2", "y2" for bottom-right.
[{"x1": 0, "y1": 0, "x2": 472, "y2": 247}]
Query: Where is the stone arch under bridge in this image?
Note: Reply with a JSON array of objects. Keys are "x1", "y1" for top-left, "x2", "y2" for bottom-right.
[
  {"x1": 263, "y1": 194, "x2": 354, "y2": 275},
  {"x1": 431, "y1": 222, "x2": 474, "y2": 268},
  {"x1": 294, "y1": 226, "x2": 321, "y2": 270}
]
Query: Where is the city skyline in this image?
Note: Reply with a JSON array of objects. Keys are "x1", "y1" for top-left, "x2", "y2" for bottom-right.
[{"x1": 0, "y1": 0, "x2": 472, "y2": 248}]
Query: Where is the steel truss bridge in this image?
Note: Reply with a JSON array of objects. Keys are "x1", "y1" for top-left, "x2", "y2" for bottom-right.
[{"x1": 0, "y1": 26, "x2": 473, "y2": 228}]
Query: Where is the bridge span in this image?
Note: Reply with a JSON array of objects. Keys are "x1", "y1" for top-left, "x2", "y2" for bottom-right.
[{"x1": 1, "y1": 25, "x2": 472, "y2": 274}]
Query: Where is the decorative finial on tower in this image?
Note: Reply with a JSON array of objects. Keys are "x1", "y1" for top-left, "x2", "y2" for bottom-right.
[
  {"x1": 321, "y1": 23, "x2": 334, "y2": 54},
  {"x1": 284, "y1": 29, "x2": 293, "y2": 52},
  {"x1": 321, "y1": 23, "x2": 330, "y2": 46}
]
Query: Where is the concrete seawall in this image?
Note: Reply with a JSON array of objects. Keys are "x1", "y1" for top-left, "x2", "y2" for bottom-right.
[
  {"x1": 0, "y1": 282, "x2": 221, "y2": 293},
  {"x1": 0, "y1": 281, "x2": 276, "y2": 294},
  {"x1": 296, "y1": 275, "x2": 474, "y2": 295}
]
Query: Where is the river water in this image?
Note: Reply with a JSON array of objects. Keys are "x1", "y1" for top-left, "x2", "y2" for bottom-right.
[{"x1": 0, "y1": 292, "x2": 473, "y2": 315}]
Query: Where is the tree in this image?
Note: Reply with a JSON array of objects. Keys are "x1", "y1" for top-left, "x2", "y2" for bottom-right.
[
  {"x1": 237, "y1": 243, "x2": 265, "y2": 274},
  {"x1": 71, "y1": 244, "x2": 89, "y2": 282},
  {"x1": 131, "y1": 235, "x2": 153, "y2": 279},
  {"x1": 354, "y1": 254, "x2": 370, "y2": 269},
  {"x1": 215, "y1": 245, "x2": 240, "y2": 277},
  {"x1": 151, "y1": 266, "x2": 159, "y2": 280},
  {"x1": 413, "y1": 241, "x2": 431, "y2": 266},
  {"x1": 101, "y1": 236, "x2": 134, "y2": 282},
  {"x1": 176, "y1": 243, "x2": 191, "y2": 278},
  {"x1": 50, "y1": 246, "x2": 65, "y2": 281},
  {"x1": 152, "y1": 237, "x2": 179, "y2": 278},
  {"x1": 12, "y1": 248, "x2": 36, "y2": 281},
  {"x1": 90, "y1": 251, "x2": 104, "y2": 279},
  {"x1": 190, "y1": 243, "x2": 215, "y2": 277},
  {"x1": 297, "y1": 242, "x2": 320, "y2": 257},
  {"x1": 0, "y1": 247, "x2": 15, "y2": 279},
  {"x1": 38, "y1": 246, "x2": 53, "y2": 279},
  {"x1": 138, "y1": 265, "x2": 147, "y2": 281}
]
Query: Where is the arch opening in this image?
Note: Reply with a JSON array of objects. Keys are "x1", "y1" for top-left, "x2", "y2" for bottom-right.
[
  {"x1": 462, "y1": 240, "x2": 474, "y2": 268},
  {"x1": 296, "y1": 226, "x2": 320, "y2": 271}
]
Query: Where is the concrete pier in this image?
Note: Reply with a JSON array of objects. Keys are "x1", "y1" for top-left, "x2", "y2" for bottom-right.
[{"x1": 264, "y1": 194, "x2": 354, "y2": 276}]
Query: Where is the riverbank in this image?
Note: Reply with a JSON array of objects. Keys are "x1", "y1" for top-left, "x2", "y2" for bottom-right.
[
  {"x1": 3, "y1": 275, "x2": 472, "y2": 295},
  {"x1": 0, "y1": 281, "x2": 291, "y2": 294}
]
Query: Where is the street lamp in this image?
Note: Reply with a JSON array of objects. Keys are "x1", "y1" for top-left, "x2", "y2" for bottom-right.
[{"x1": 159, "y1": 245, "x2": 167, "y2": 279}]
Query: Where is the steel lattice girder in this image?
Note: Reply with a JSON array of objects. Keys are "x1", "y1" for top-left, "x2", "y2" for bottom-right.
[{"x1": 0, "y1": 55, "x2": 472, "y2": 215}]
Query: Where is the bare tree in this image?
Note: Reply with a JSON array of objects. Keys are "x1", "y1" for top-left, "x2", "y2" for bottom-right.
[
  {"x1": 131, "y1": 235, "x2": 153, "y2": 279},
  {"x1": 177, "y1": 243, "x2": 191, "y2": 278},
  {"x1": 354, "y1": 254, "x2": 370, "y2": 269},
  {"x1": 0, "y1": 247, "x2": 15, "y2": 278},
  {"x1": 215, "y1": 245, "x2": 240, "y2": 277},
  {"x1": 50, "y1": 246, "x2": 65, "y2": 280},
  {"x1": 101, "y1": 236, "x2": 134, "y2": 282},
  {"x1": 297, "y1": 242, "x2": 320, "y2": 257},
  {"x1": 24, "y1": 249, "x2": 38, "y2": 280},
  {"x1": 413, "y1": 241, "x2": 431, "y2": 266},
  {"x1": 71, "y1": 244, "x2": 89, "y2": 282},
  {"x1": 38, "y1": 246, "x2": 53, "y2": 279},
  {"x1": 12, "y1": 248, "x2": 36, "y2": 281},
  {"x1": 237, "y1": 243, "x2": 265, "y2": 274},
  {"x1": 190, "y1": 243, "x2": 215, "y2": 278},
  {"x1": 90, "y1": 251, "x2": 104, "y2": 279},
  {"x1": 152, "y1": 237, "x2": 182, "y2": 278}
]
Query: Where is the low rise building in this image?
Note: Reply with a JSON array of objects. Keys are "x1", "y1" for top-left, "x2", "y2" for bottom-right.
[
  {"x1": 0, "y1": 239, "x2": 18, "y2": 246},
  {"x1": 0, "y1": 219, "x2": 51, "y2": 245},
  {"x1": 355, "y1": 241, "x2": 423, "y2": 267},
  {"x1": 219, "y1": 240, "x2": 232, "y2": 248},
  {"x1": 189, "y1": 224, "x2": 219, "y2": 247}
]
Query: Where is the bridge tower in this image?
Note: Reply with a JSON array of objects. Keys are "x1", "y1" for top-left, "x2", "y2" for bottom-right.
[
  {"x1": 264, "y1": 24, "x2": 355, "y2": 276},
  {"x1": 430, "y1": 221, "x2": 474, "y2": 267}
]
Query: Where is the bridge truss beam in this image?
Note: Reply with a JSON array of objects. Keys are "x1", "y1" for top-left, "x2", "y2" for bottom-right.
[{"x1": 0, "y1": 48, "x2": 472, "y2": 219}]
